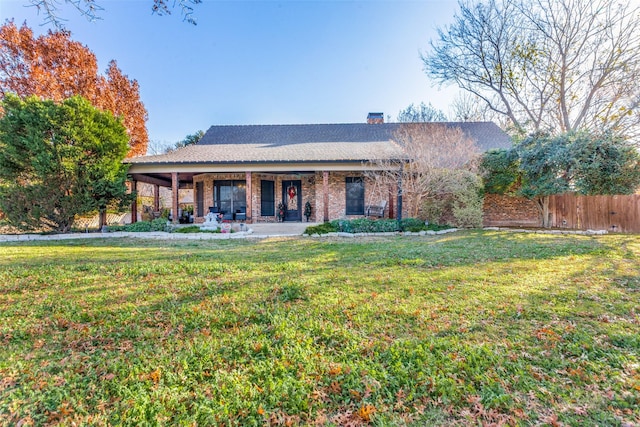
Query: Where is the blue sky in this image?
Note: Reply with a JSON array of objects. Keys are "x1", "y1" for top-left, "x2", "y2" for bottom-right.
[{"x1": 1, "y1": 0, "x2": 462, "y2": 148}]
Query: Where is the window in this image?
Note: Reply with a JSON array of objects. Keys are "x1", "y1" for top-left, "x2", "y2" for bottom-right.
[
  {"x1": 214, "y1": 180, "x2": 246, "y2": 220},
  {"x1": 260, "y1": 180, "x2": 275, "y2": 216},
  {"x1": 345, "y1": 177, "x2": 364, "y2": 215},
  {"x1": 196, "y1": 181, "x2": 204, "y2": 217}
]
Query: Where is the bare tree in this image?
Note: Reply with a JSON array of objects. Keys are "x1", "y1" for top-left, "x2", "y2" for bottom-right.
[
  {"x1": 27, "y1": 0, "x2": 202, "y2": 27},
  {"x1": 424, "y1": 0, "x2": 640, "y2": 138},
  {"x1": 145, "y1": 140, "x2": 173, "y2": 155},
  {"x1": 365, "y1": 124, "x2": 481, "y2": 221},
  {"x1": 397, "y1": 102, "x2": 448, "y2": 122}
]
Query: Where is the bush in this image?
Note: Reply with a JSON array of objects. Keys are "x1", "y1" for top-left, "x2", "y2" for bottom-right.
[
  {"x1": 304, "y1": 222, "x2": 338, "y2": 235},
  {"x1": 334, "y1": 218, "x2": 399, "y2": 233},
  {"x1": 305, "y1": 218, "x2": 452, "y2": 235},
  {"x1": 399, "y1": 218, "x2": 452, "y2": 232},
  {"x1": 173, "y1": 225, "x2": 203, "y2": 233},
  {"x1": 423, "y1": 198, "x2": 450, "y2": 225},
  {"x1": 173, "y1": 226, "x2": 222, "y2": 234},
  {"x1": 399, "y1": 218, "x2": 426, "y2": 232},
  {"x1": 150, "y1": 218, "x2": 169, "y2": 231},
  {"x1": 451, "y1": 173, "x2": 484, "y2": 228},
  {"x1": 106, "y1": 218, "x2": 169, "y2": 232}
]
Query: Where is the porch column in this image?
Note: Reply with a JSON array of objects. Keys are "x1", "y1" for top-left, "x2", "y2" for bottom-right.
[
  {"x1": 388, "y1": 185, "x2": 395, "y2": 219},
  {"x1": 245, "y1": 171, "x2": 252, "y2": 223},
  {"x1": 130, "y1": 180, "x2": 138, "y2": 223},
  {"x1": 323, "y1": 171, "x2": 329, "y2": 222},
  {"x1": 153, "y1": 184, "x2": 160, "y2": 213},
  {"x1": 171, "y1": 172, "x2": 179, "y2": 223}
]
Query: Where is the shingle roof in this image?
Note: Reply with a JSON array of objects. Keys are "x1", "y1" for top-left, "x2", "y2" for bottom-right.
[
  {"x1": 127, "y1": 122, "x2": 511, "y2": 165},
  {"x1": 128, "y1": 141, "x2": 405, "y2": 164}
]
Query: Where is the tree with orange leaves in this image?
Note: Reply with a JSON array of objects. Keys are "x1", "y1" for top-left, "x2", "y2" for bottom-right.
[
  {"x1": 0, "y1": 21, "x2": 148, "y2": 157},
  {"x1": 97, "y1": 61, "x2": 149, "y2": 157}
]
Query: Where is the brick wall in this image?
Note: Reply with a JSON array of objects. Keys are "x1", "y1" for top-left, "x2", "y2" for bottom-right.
[
  {"x1": 314, "y1": 172, "x2": 393, "y2": 221},
  {"x1": 193, "y1": 173, "x2": 245, "y2": 222},
  {"x1": 252, "y1": 173, "x2": 318, "y2": 222},
  {"x1": 482, "y1": 194, "x2": 540, "y2": 227},
  {"x1": 192, "y1": 171, "x2": 393, "y2": 223}
]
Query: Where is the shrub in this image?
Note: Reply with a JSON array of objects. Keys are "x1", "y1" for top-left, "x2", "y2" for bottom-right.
[
  {"x1": 123, "y1": 221, "x2": 152, "y2": 232},
  {"x1": 334, "y1": 218, "x2": 399, "y2": 233},
  {"x1": 106, "y1": 218, "x2": 169, "y2": 232},
  {"x1": 174, "y1": 225, "x2": 203, "y2": 233},
  {"x1": 150, "y1": 218, "x2": 169, "y2": 231},
  {"x1": 104, "y1": 223, "x2": 125, "y2": 232},
  {"x1": 305, "y1": 218, "x2": 452, "y2": 235},
  {"x1": 304, "y1": 222, "x2": 339, "y2": 235},
  {"x1": 174, "y1": 226, "x2": 221, "y2": 234},
  {"x1": 451, "y1": 173, "x2": 484, "y2": 228},
  {"x1": 422, "y1": 197, "x2": 450, "y2": 225},
  {"x1": 399, "y1": 218, "x2": 426, "y2": 232}
]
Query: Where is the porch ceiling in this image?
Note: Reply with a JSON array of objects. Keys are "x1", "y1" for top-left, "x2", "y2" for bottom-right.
[{"x1": 129, "y1": 170, "x2": 323, "y2": 189}]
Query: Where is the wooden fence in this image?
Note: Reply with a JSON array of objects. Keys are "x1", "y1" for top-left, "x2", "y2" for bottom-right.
[
  {"x1": 549, "y1": 194, "x2": 640, "y2": 233},
  {"x1": 483, "y1": 193, "x2": 640, "y2": 233}
]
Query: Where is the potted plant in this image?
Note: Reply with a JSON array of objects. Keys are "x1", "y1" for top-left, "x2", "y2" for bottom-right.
[{"x1": 304, "y1": 201, "x2": 312, "y2": 222}]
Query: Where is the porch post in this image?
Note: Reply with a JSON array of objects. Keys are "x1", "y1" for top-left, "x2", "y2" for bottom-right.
[
  {"x1": 130, "y1": 180, "x2": 138, "y2": 223},
  {"x1": 245, "y1": 171, "x2": 252, "y2": 223},
  {"x1": 323, "y1": 171, "x2": 329, "y2": 222},
  {"x1": 171, "y1": 172, "x2": 179, "y2": 223},
  {"x1": 153, "y1": 184, "x2": 160, "y2": 213},
  {"x1": 388, "y1": 184, "x2": 395, "y2": 219}
]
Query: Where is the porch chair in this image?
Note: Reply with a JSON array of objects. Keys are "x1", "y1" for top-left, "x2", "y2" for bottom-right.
[
  {"x1": 365, "y1": 200, "x2": 387, "y2": 218},
  {"x1": 235, "y1": 207, "x2": 246, "y2": 221}
]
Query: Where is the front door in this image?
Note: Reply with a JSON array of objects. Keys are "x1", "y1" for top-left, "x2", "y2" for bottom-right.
[{"x1": 282, "y1": 180, "x2": 302, "y2": 221}]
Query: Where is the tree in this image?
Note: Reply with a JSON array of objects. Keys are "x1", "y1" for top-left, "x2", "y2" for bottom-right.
[
  {"x1": 0, "y1": 21, "x2": 148, "y2": 157},
  {"x1": 0, "y1": 94, "x2": 132, "y2": 232},
  {"x1": 449, "y1": 92, "x2": 514, "y2": 130},
  {"x1": 480, "y1": 131, "x2": 640, "y2": 226},
  {"x1": 397, "y1": 102, "x2": 447, "y2": 122},
  {"x1": 365, "y1": 123, "x2": 482, "y2": 226},
  {"x1": 27, "y1": 0, "x2": 202, "y2": 27},
  {"x1": 146, "y1": 140, "x2": 173, "y2": 155},
  {"x1": 424, "y1": 0, "x2": 640, "y2": 139},
  {"x1": 167, "y1": 130, "x2": 205, "y2": 152},
  {"x1": 97, "y1": 61, "x2": 149, "y2": 157},
  {"x1": 479, "y1": 148, "x2": 520, "y2": 195}
]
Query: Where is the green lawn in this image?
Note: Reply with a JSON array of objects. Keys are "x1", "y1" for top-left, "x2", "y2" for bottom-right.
[{"x1": 0, "y1": 231, "x2": 638, "y2": 426}]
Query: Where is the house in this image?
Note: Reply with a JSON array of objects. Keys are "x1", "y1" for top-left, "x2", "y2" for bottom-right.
[{"x1": 126, "y1": 115, "x2": 511, "y2": 223}]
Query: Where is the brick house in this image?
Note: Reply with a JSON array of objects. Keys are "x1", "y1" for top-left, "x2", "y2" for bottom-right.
[{"x1": 126, "y1": 115, "x2": 511, "y2": 223}]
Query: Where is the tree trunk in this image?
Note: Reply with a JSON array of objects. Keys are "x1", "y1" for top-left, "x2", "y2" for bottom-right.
[
  {"x1": 98, "y1": 210, "x2": 107, "y2": 230},
  {"x1": 536, "y1": 196, "x2": 551, "y2": 228}
]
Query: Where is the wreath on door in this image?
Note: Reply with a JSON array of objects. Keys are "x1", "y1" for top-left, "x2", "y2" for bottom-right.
[{"x1": 287, "y1": 185, "x2": 298, "y2": 210}]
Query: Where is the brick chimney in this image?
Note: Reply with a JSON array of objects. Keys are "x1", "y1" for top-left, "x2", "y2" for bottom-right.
[{"x1": 367, "y1": 112, "x2": 384, "y2": 124}]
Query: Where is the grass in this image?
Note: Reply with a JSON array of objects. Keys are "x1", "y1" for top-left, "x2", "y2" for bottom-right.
[{"x1": 0, "y1": 231, "x2": 638, "y2": 426}]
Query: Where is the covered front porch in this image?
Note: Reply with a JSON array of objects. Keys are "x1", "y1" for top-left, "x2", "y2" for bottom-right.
[{"x1": 127, "y1": 165, "x2": 398, "y2": 224}]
